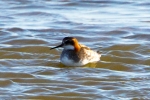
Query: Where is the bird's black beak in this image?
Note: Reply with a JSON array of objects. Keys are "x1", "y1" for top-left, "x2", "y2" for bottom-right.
[{"x1": 50, "y1": 44, "x2": 63, "y2": 50}]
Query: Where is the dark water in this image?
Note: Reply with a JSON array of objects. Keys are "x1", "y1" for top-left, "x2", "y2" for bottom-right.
[{"x1": 0, "y1": 0, "x2": 150, "y2": 99}]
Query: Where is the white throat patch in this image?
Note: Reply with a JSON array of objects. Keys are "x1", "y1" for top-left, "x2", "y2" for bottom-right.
[{"x1": 63, "y1": 45, "x2": 74, "y2": 50}]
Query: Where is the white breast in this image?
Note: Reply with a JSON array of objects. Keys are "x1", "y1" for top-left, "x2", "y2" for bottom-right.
[
  {"x1": 60, "y1": 56, "x2": 74, "y2": 66},
  {"x1": 60, "y1": 56, "x2": 85, "y2": 67}
]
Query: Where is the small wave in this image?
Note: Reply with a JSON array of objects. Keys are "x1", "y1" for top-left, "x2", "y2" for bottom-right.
[
  {"x1": 0, "y1": 79, "x2": 14, "y2": 87},
  {"x1": 1, "y1": 38, "x2": 48, "y2": 45},
  {"x1": 124, "y1": 34, "x2": 150, "y2": 41}
]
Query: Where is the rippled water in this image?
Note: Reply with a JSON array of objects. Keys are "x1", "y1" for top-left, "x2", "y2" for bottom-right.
[{"x1": 0, "y1": 0, "x2": 150, "y2": 99}]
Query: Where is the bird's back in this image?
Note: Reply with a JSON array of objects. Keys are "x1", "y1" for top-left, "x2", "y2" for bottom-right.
[{"x1": 77, "y1": 44, "x2": 101, "y2": 64}]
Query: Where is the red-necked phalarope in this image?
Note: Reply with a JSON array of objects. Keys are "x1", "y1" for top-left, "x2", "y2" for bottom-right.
[{"x1": 50, "y1": 37, "x2": 101, "y2": 66}]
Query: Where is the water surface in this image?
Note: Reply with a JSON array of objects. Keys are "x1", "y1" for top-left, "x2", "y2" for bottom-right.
[{"x1": 0, "y1": 0, "x2": 150, "y2": 99}]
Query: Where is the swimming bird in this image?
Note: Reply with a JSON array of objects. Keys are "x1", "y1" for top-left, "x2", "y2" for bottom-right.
[{"x1": 50, "y1": 37, "x2": 101, "y2": 66}]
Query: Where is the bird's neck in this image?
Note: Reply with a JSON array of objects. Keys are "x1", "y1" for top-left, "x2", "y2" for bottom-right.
[{"x1": 74, "y1": 43, "x2": 81, "y2": 52}]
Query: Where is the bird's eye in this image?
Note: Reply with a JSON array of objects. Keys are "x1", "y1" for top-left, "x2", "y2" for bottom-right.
[
  {"x1": 64, "y1": 40, "x2": 69, "y2": 43},
  {"x1": 64, "y1": 40, "x2": 74, "y2": 45}
]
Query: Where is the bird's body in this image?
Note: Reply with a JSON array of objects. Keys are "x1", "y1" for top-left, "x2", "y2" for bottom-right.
[{"x1": 51, "y1": 37, "x2": 101, "y2": 67}]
